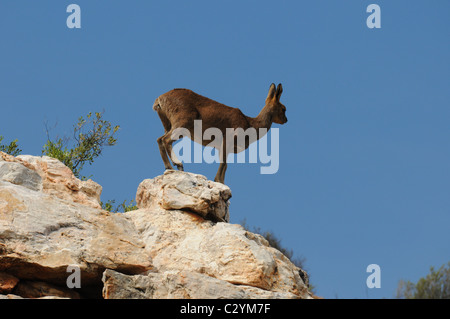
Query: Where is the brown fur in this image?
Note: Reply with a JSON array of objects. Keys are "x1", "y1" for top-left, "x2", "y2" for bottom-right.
[{"x1": 154, "y1": 83, "x2": 287, "y2": 183}]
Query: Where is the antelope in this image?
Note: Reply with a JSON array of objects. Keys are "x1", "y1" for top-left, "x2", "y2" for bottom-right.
[{"x1": 153, "y1": 83, "x2": 287, "y2": 184}]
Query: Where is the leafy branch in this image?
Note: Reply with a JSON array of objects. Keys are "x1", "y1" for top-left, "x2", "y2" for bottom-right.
[
  {"x1": 42, "y1": 111, "x2": 120, "y2": 179},
  {"x1": 0, "y1": 136, "x2": 22, "y2": 156},
  {"x1": 101, "y1": 199, "x2": 137, "y2": 213},
  {"x1": 396, "y1": 262, "x2": 450, "y2": 299}
]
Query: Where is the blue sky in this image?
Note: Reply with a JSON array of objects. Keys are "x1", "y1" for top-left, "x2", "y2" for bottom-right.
[{"x1": 1, "y1": 1, "x2": 449, "y2": 298}]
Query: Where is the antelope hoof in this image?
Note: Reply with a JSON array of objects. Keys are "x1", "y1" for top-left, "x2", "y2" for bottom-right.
[{"x1": 175, "y1": 163, "x2": 184, "y2": 171}]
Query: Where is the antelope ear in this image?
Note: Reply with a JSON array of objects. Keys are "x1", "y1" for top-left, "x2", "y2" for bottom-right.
[
  {"x1": 276, "y1": 83, "x2": 283, "y2": 100},
  {"x1": 266, "y1": 83, "x2": 276, "y2": 101}
]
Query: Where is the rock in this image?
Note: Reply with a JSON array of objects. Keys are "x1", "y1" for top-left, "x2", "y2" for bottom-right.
[
  {"x1": 0, "y1": 152, "x2": 102, "y2": 209},
  {"x1": 125, "y1": 207, "x2": 310, "y2": 298},
  {"x1": 102, "y1": 269, "x2": 299, "y2": 299},
  {"x1": 13, "y1": 280, "x2": 80, "y2": 299},
  {"x1": 136, "y1": 170, "x2": 231, "y2": 222},
  {"x1": 0, "y1": 152, "x2": 313, "y2": 299},
  {"x1": 0, "y1": 180, "x2": 153, "y2": 287},
  {"x1": 0, "y1": 293, "x2": 71, "y2": 299},
  {"x1": 0, "y1": 272, "x2": 19, "y2": 294},
  {"x1": 0, "y1": 162, "x2": 42, "y2": 192},
  {"x1": 0, "y1": 294, "x2": 23, "y2": 299},
  {"x1": 0, "y1": 152, "x2": 153, "y2": 298}
]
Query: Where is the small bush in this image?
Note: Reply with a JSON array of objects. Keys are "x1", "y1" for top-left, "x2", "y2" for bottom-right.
[
  {"x1": 0, "y1": 136, "x2": 22, "y2": 156},
  {"x1": 42, "y1": 111, "x2": 119, "y2": 180},
  {"x1": 101, "y1": 199, "x2": 137, "y2": 213}
]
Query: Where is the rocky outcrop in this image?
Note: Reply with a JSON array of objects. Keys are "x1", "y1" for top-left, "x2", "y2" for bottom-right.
[
  {"x1": 136, "y1": 170, "x2": 231, "y2": 222},
  {"x1": 0, "y1": 152, "x2": 102, "y2": 209},
  {"x1": 0, "y1": 152, "x2": 312, "y2": 299}
]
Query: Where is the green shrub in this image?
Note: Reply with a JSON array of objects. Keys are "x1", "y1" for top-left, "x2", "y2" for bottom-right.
[
  {"x1": 101, "y1": 199, "x2": 137, "y2": 213},
  {"x1": 0, "y1": 136, "x2": 22, "y2": 156},
  {"x1": 42, "y1": 111, "x2": 119, "y2": 180},
  {"x1": 396, "y1": 262, "x2": 450, "y2": 299}
]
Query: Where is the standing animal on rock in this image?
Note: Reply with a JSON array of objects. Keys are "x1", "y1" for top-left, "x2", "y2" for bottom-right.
[{"x1": 153, "y1": 83, "x2": 287, "y2": 184}]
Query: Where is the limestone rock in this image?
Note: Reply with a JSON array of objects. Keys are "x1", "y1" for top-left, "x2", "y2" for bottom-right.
[
  {"x1": 0, "y1": 152, "x2": 313, "y2": 299},
  {"x1": 0, "y1": 272, "x2": 19, "y2": 294},
  {"x1": 0, "y1": 152, "x2": 102, "y2": 209},
  {"x1": 0, "y1": 294, "x2": 23, "y2": 299},
  {"x1": 0, "y1": 180, "x2": 153, "y2": 287},
  {"x1": 125, "y1": 207, "x2": 310, "y2": 298},
  {"x1": 102, "y1": 269, "x2": 299, "y2": 299},
  {"x1": 136, "y1": 170, "x2": 231, "y2": 222},
  {"x1": 0, "y1": 293, "x2": 71, "y2": 299},
  {"x1": 0, "y1": 162, "x2": 42, "y2": 192},
  {"x1": 0, "y1": 152, "x2": 153, "y2": 297},
  {"x1": 13, "y1": 280, "x2": 80, "y2": 299}
]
